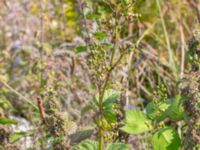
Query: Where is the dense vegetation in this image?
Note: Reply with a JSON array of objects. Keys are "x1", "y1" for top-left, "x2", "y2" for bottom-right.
[{"x1": 0, "y1": 0, "x2": 199, "y2": 149}]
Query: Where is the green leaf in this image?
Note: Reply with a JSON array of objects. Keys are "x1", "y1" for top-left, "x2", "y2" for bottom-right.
[
  {"x1": 102, "y1": 90, "x2": 120, "y2": 107},
  {"x1": 86, "y1": 13, "x2": 100, "y2": 20},
  {"x1": 152, "y1": 127, "x2": 181, "y2": 150},
  {"x1": 69, "y1": 128, "x2": 94, "y2": 144},
  {"x1": 121, "y1": 109, "x2": 153, "y2": 134},
  {"x1": 101, "y1": 43, "x2": 113, "y2": 49},
  {"x1": 102, "y1": 90, "x2": 120, "y2": 123},
  {"x1": 49, "y1": 136, "x2": 65, "y2": 144},
  {"x1": 93, "y1": 32, "x2": 108, "y2": 39},
  {"x1": 0, "y1": 117, "x2": 17, "y2": 125},
  {"x1": 72, "y1": 141, "x2": 130, "y2": 150},
  {"x1": 166, "y1": 95, "x2": 186, "y2": 121},
  {"x1": 10, "y1": 132, "x2": 27, "y2": 143},
  {"x1": 93, "y1": 90, "x2": 119, "y2": 124},
  {"x1": 146, "y1": 101, "x2": 170, "y2": 122},
  {"x1": 76, "y1": 46, "x2": 87, "y2": 53},
  {"x1": 72, "y1": 140, "x2": 98, "y2": 150},
  {"x1": 103, "y1": 108, "x2": 117, "y2": 123},
  {"x1": 146, "y1": 95, "x2": 186, "y2": 122},
  {"x1": 93, "y1": 90, "x2": 120, "y2": 107},
  {"x1": 106, "y1": 143, "x2": 130, "y2": 150}
]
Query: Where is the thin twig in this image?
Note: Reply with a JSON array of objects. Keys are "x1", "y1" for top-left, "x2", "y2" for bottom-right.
[
  {"x1": 0, "y1": 79, "x2": 38, "y2": 110},
  {"x1": 180, "y1": 24, "x2": 185, "y2": 79}
]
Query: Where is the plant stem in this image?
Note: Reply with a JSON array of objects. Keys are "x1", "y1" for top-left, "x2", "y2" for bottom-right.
[
  {"x1": 98, "y1": 89, "x2": 105, "y2": 150},
  {"x1": 98, "y1": 127, "x2": 103, "y2": 150},
  {"x1": 97, "y1": 53, "x2": 124, "y2": 150},
  {"x1": 97, "y1": 4, "x2": 125, "y2": 149}
]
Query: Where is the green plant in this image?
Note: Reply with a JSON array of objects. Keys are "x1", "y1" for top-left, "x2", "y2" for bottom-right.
[
  {"x1": 75, "y1": 1, "x2": 137, "y2": 149},
  {"x1": 0, "y1": 0, "x2": 200, "y2": 149},
  {"x1": 121, "y1": 92, "x2": 184, "y2": 149},
  {"x1": 121, "y1": 35, "x2": 200, "y2": 150},
  {"x1": 72, "y1": 140, "x2": 130, "y2": 150}
]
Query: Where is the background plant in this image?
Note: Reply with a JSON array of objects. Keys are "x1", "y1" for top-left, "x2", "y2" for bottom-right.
[{"x1": 0, "y1": 0, "x2": 199, "y2": 149}]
